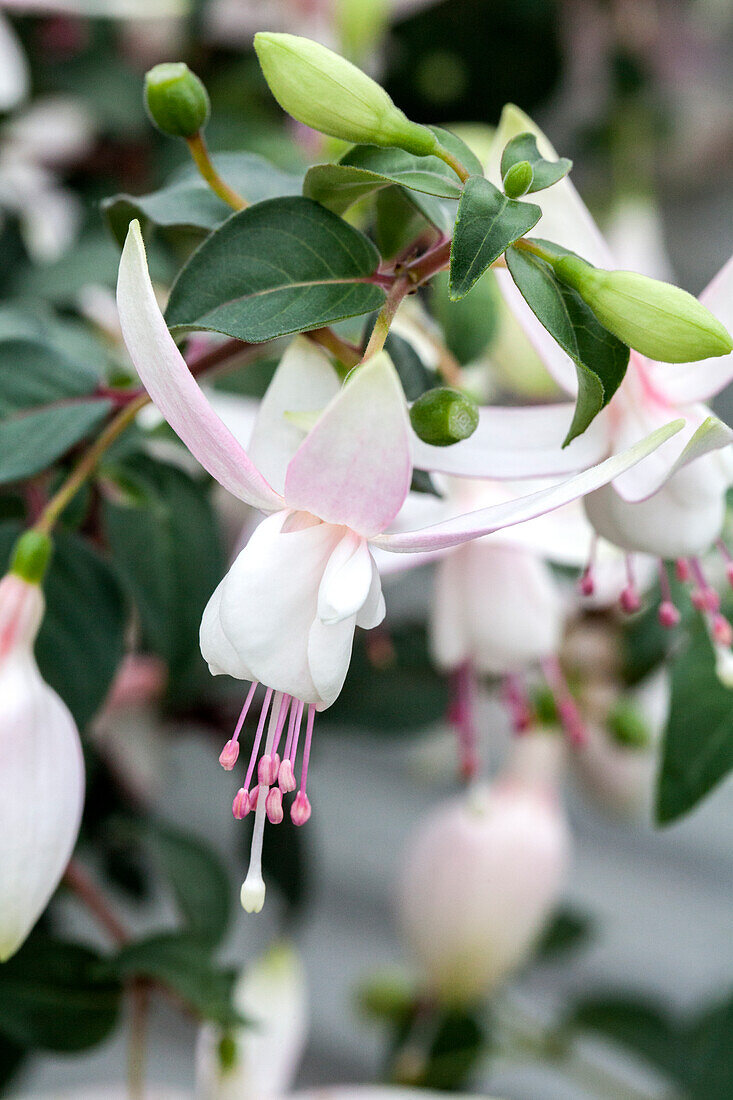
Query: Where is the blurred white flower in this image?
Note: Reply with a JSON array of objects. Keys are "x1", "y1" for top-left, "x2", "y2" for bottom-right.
[
  {"x1": 0, "y1": 11, "x2": 29, "y2": 111},
  {"x1": 397, "y1": 733, "x2": 569, "y2": 1004},
  {"x1": 0, "y1": 572, "x2": 84, "y2": 961}
]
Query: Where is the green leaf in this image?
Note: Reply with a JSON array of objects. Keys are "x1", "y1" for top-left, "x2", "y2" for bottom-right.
[
  {"x1": 102, "y1": 455, "x2": 225, "y2": 700},
  {"x1": 303, "y1": 126, "x2": 481, "y2": 216},
  {"x1": 0, "y1": 400, "x2": 112, "y2": 486},
  {"x1": 0, "y1": 936, "x2": 121, "y2": 1052},
  {"x1": 0, "y1": 523, "x2": 127, "y2": 728},
  {"x1": 430, "y1": 269, "x2": 500, "y2": 365},
  {"x1": 0, "y1": 339, "x2": 100, "y2": 416},
  {"x1": 103, "y1": 152, "x2": 303, "y2": 246},
  {"x1": 684, "y1": 996, "x2": 733, "y2": 1099},
  {"x1": 500, "y1": 132, "x2": 572, "y2": 193},
  {"x1": 375, "y1": 187, "x2": 433, "y2": 261},
  {"x1": 567, "y1": 996, "x2": 683, "y2": 1082},
  {"x1": 536, "y1": 907, "x2": 593, "y2": 961},
  {"x1": 107, "y1": 933, "x2": 241, "y2": 1027},
  {"x1": 506, "y1": 244, "x2": 629, "y2": 442},
  {"x1": 392, "y1": 1005, "x2": 487, "y2": 1090},
  {"x1": 126, "y1": 819, "x2": 231, "y2": 946},
  {"x1": 165, "y1": 196, "x2": 386, "y2": 343},
  {"x1": 449, "y1": 177, "x2": 540, "y2": 300},
  {"x1": 0, "y1": 1033, "x2": 24, "y2": 1091},
  {"x1": 656, "y1": 622, "x2": 733, "y2": 824}
]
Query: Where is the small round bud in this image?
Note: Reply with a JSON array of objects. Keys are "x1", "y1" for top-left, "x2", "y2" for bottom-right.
[
  {"x1": 217, "y1": 1033, "x2": 238, "y2": 1073},
  {"x1": 554, "y1": 256, "x2": 733, "y2": 363},
  {"x1": 144, "y1": 62, "x2": 210, "y2": 138},
  {"x1": 503, "y1": 159, "x2": 534, "y2": 198},
  {"x1": 409, "y1": 387, "x2": 479, "y2": 447},
  {"x1": 254, "y1": 32, "x2": 436, "y2": 156},
  {"x1": 607, "y1": 701, "x2": 651, "y2": 749},
  {"x1": 10, "y1": 530, "x2": 52, "y2": 585},
  {"x1": 358, "y1": 971, "x2": 414, "y2": 1022}
]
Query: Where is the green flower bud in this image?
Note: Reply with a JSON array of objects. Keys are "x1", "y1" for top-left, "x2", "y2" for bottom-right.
[
  {"x1": 554, "y1": 255, "x2": 733, "y2": 363},
  {"x1": 607, "y1": 701, "x2": 651, "y2": 749},
  {"x1": 10, "y1": 530, "x2": 52, "y2": 585},
  {"x1": 409, "y1": 387, "x2": 479, "y2": 447},
  {"x1": 254, "y1": 32, "x2": 437, "y2": 156},
  {"x1": 503, "y1": 159, "x2": 534, "y2": 198},
  {"x1": 144, "y1": 62, "x2": 210, "y2": 138}
]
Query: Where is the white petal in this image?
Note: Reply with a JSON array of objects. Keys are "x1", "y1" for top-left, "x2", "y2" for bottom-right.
[
  {"x1": 307, "y1": 613, "x2": 357, "y2": 709},
  {"x1": 0, "y1": 654, "x2": 84, "y2": 960},
  {"x1": 0, "y1": 14, "x2": 28, "y2": 112},
  {"x1": 318, "y1": 531, "x2": 373, "y2": 624},
  {"x1": 355, "y1": 557, "x2": 386, "y2": 629},
  {"x1": 199, "y1": 576, "x2": 253, "y2": 680},
  {"x1": 248, "y1": 336, "x2": 341, "y2": 495},
  {"x1": 196, "y1": 943, "x2": 307, "y2": 1100},
  {"x1": 217, "y1": 512, "x2": 342, "y2": 704}
]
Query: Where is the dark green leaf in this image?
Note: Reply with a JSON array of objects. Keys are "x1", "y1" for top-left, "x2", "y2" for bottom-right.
[
  {"x1": 536, "y1": 907, "x2": 594, "y2": 961},
  {"x1": 0, "y1": 1033, "x2": 24, "y2": 1090},
  {"x1": 102, "y1": 455, "x2": 225, "y2": 700},
  {"x1": 0, "y1": 936, "x2": 121, "y2": 1052},
  {"x1": 0, "y1": 339, "x2": 99, "y2": 416},
  {"x1": 506, "y1": 245, "x2": 629, "y2": 442},
  {"x1": 656, "y1": 621, "x2": 733, "y2": 824},
  {"x1": 107, "y1": 933, "x2": 241, "y2": 1027},
  {"x1": 0, "y1": 523, "x2": 127, "y2": 728},
  {"x1": 684, "y1": 996, "x2": 733, "y2": 1099},
  {"x1": 449, "y1": 177, "x2": 540, "y2": 300},
  {"x1": 567, "y1": 996, "x2": 683, "y2": 1082},
  {"x1": 500, "y1": 132, "x2": 572, "y2": 193},
  {"x1": 375, "y1": 187, "x2": 434, "y2": 261},
  {"x1": 0, "y1": 400, "x2": 112, "y2": 486},
  {"x1": 165, "y1": 197, "x2": 385, "y2": 343},
  {"x1": 103, "y1": 152, "x2": 303, "y2": 246},
  {"x1": 392, "y1": 1005, "x2": 487, "y2": 1090},
  {"x1": 303, "y1": 126, "x2": 481, "y2": 216},
  {"x1": 133, "y1": 820, "x2": 231, "y2": 946}
]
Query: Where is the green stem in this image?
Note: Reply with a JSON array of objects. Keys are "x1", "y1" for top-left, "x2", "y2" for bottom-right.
[
  {"x1": 434, "y1": 142, "x2": 471, "y2": 183},
  {"x1": 362, "y1": 276, "x2": 411, "y2": 360},
  {"x1": 309, "y1": 326, "x2": 362, "y2": 371},
  {"x1": 33, "y1": 338, "x2": 249, "y2": 537},
  {"x1": 513, "y1": 236, "x2": 560, "y2": 266},
  {"x1": 186, "y1": 132, "x2": 248, "y2": 211}
]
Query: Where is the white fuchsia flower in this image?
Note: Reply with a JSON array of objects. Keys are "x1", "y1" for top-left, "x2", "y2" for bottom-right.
[
  {"x1": 485, "y1": 106, "x2": 733, "y2": 652},
  {"x1": 397, "y1": 732, "x2": 569, "y2": 1004},
  {"x1": 0, "y1": 569, "x2": 84, "y2": 961},
  {"x1": 117, "y1": 219, "x2": 682, "y2": 912}
]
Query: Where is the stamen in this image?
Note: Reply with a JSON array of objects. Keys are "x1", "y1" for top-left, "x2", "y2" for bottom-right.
[
  {"x1": 502, "y1": 672, "x2": 533, "y2": 735},
  {"x1": 676, "y1": 558, "x2": 690, "y2": 583},
  {"x1": 219, "y1": 681, "x2": 258, "y2": 770},
  {"x1": 690, "y1": 557, "x2": 720, "y2": 613},
  {"x1": 657, "y1": 562, "x2": 680, "y2": 628},
  {"x1": 242, "y1": 687, "x2": 273, "y2": 792},
  {"x1": 232, "y1": 788, "x2": 249, "y2": 819},
  {"x1": 449, "y1": 662, "x2": 479, "y2": 779},
  {"x1": 266, "y1": 787, "x2": 283, "y2": 824},
  {"x1": 291, "y1": 704, "x2": 315, "y2": 826},
  {"x1": 288, "y1": 699, "x2": 305, "y2": 765},
  {"x1": 240, "y1": 690, "x2": 285, "y2": 914},
  {"x1": 620, "y1": 556, "x2": 641, "y2": 614},
  {"x1": 541, "y1": 656, "x2": 586, "y2": 748},
  {"x1": 259, "y1": 694, "x2": 291, "y2": 784},
  {"x1": 712, "y1": 614, "x2": 733, "y2": 647}
]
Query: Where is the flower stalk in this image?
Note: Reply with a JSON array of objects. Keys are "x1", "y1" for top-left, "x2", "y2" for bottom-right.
[{"x1": 185, "y1": 132, "x2": 248, "y2": 211}]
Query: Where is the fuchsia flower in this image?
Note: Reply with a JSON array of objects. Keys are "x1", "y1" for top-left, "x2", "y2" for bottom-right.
[
  {"x1": 397, "y1": 732, "x2": 569, "y2": 1004},
  {"x1": 117, "y1": 219, "x2": 683, "y2": 912},
  {"x1": 0, "y1": 571, "x2": 84, "y2": 960},
  {"x1": 486, "y1": 107, "x2": 733, "y2": 644}
]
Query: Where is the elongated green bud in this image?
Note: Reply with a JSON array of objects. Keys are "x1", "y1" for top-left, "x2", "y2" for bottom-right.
[
  {"x1": 503, "y1": 159, "x2": 534, "y2": 198},
  {"x1": 554, "y1": 255, "x2": 733, "y2": 363},
  {"x1": 144, "y1": 62, "x2": 210, "y2": 138},
  {"x1": 10, "y1": 530, "x2": 53, "y2": 585},
  {"x1": 254, "y1": 32, "x2": 437, "y2": 156},
  {"x1": 410, "y1": 387, "x2": 479, "y2": 447}
]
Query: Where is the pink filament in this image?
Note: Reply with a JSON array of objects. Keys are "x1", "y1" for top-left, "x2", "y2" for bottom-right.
[{"x1": 243, "y1": 687, "x2": 273, "y2": 790}]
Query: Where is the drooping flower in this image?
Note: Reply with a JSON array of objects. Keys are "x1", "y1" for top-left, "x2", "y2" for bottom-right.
[
  {"x1": 396, "y1": 732, "x2": 569, "y2": 1004},
  {"x1": 484, "y1": 105, "x2": 733, "y2": 649},
  {"x1": 0, "y1": 570, "x2": 85, "y2": 961},
  {"x1": 117, "y1": 219, "x2": 683, "y2": 912}
]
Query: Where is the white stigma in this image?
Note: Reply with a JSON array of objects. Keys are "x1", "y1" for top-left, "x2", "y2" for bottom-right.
[{"x1": 240, "y1": 872, "x2": 266, "y2": 914}]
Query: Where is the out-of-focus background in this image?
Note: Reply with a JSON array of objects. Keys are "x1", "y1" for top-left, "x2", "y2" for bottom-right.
[{"x1": 1, "y1": 1, "x2": 732, "y2": 1097}]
